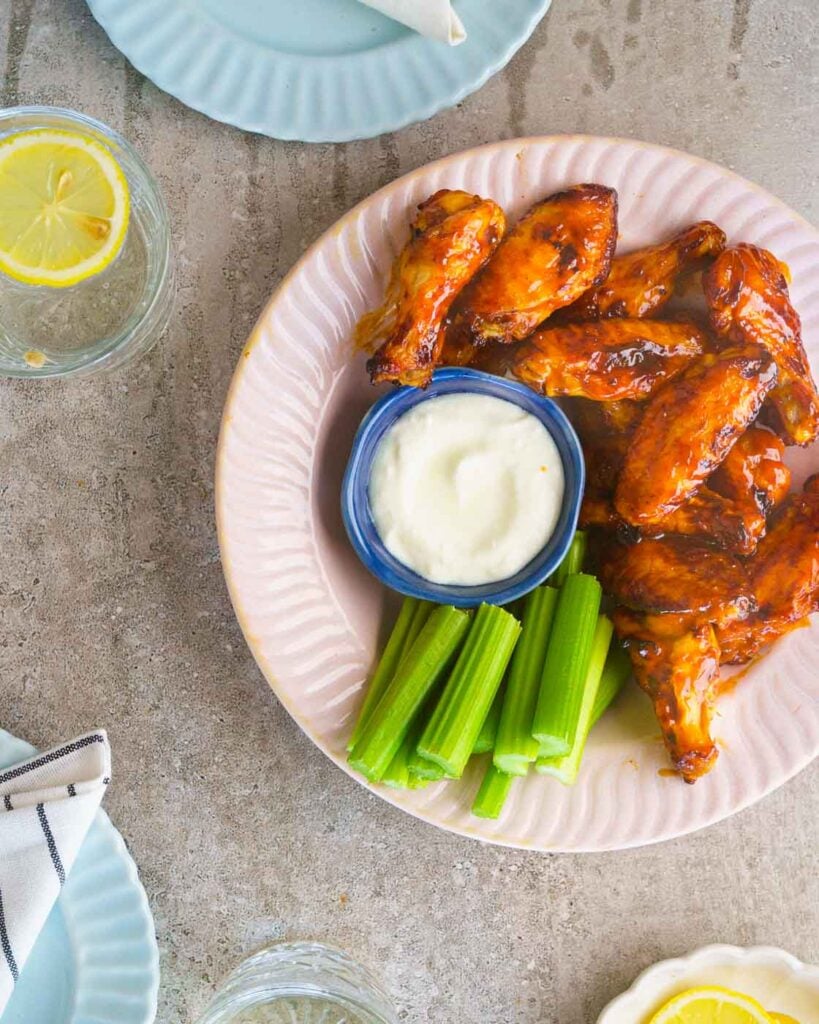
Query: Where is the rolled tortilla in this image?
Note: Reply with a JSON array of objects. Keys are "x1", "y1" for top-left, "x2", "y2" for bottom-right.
[{"x1": 357, "y1": 0, "x2": 466, "y2": 45}]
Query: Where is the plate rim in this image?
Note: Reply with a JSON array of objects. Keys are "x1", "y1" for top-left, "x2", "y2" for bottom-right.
[
  {"x1": 0, "y1": 730, "x2": 159, "y2": 1024},
  {"x1": 215, "y1": 133, "x2": 819, "y2": 852},
  {"x1": 85, "y1": 0, "x2": 553, "y2": 143}
]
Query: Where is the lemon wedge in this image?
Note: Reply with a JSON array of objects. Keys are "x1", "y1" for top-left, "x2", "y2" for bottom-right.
[
  {"x1": 768, "y1": 1015, "x2": 801, "y2": 1024},
  {"x1": 0, "y1": 128, "x2": 130, "y2": 287},
  {"x1": 649, "y1": 986, "x2": 774, "y2": 1024}
]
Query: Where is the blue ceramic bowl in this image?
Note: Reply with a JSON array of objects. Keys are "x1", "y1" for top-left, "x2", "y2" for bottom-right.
[{"x1": 341, "y1": 368, "x2": 585, "y2": 608}]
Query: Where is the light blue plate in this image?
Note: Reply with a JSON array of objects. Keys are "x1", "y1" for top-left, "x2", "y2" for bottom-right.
[
  {"x1": 85, "y1": 0, "x2": 552, "y2": 142},
  {"x1": 0, "y1": 731, "x2": 159, "y2": 1024}
]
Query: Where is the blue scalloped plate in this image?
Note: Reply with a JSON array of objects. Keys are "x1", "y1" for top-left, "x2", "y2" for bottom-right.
[
  {"x1": 85, "y1": 0, "x2": 552, "y2": 142},
  {"x1": 0, "y1": 731, "x2": 158, "y2": 1024}
]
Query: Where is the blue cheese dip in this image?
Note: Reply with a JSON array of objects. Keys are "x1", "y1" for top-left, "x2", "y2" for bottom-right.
[{"x1": 368, "y1": 392, "x2": 564, "y2": 586}]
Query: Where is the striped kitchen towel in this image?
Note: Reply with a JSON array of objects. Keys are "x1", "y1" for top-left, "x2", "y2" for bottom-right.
[{"x1": 0, "y1": 730, "x2": 111, "y2": 1013}]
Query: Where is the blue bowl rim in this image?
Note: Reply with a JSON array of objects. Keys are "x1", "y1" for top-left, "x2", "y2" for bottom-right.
[{"x1": 340, "y1": 368, "x2": 585, "y2": 608}]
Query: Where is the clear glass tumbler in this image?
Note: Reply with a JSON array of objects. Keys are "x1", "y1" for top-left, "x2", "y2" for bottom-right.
[
  {"x1": 0, "y1": 105, "x2": 174, "y2": 379},
  {"x1": 194, "y1": 942, "x2": 399, "y2": 1024}
]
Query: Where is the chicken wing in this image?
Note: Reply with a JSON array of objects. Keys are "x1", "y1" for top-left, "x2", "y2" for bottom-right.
[
  {"x1": 704, "y1": 243, "x2": 819, "y2": 446},
  {"x1": 437, "y1": 333, "x2": 520, "y2": 376},
  {"x1": 445, "y1": 184, "x2": 618, "y2": 349},
  {"x1": 570, "y1": 396, "x2": 765, "y2": 553},
  {"x1": 360, "y1": 189, "x2": 505, "y2": 387},
  {"x1": 614, "y1": 346, "x2": 778, "y2": 526},
  {"x1": 599, "y1": 426, "x2": 784, "y2": 553},
  {"x1": 614, "y1": 608, "x2": 721, "y2": 782},
  {"x1": 718, "y1": 476, "x2": 819, "y2": 663},
  {"x1": 565, "y1": 397, "x2": 643, "y2": 498},
  {"x1": 651, "y1": 491, "x2": 764, "y2": 556},
  {"x1": 510, "y1": 318, "x2": 706, "y2": 401},
  {"x1": 708, "y1": 423, "x2": 791, "y2": 518},
  {"x1": 600, "y1": 535, "x2": 754, "y2": 628},
  {"x1": 560, "y1": 220, "x2": 726, "y2": 322},
  {"x1": 582, "y1": 489, "x2": 765, "y2": 557}
]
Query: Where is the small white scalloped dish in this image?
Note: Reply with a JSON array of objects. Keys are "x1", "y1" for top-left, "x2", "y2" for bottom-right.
[
  {"x1": 597, "y1": 945, "x2": 819, "y2": 1024},
  {"x1": 217, "y1": 136, "x2": 819, "y2": 852}
]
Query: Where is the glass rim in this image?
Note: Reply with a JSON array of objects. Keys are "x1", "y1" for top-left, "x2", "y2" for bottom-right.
[{"x1": 0, "y1": 104, "x2": 174, "y2": 380}]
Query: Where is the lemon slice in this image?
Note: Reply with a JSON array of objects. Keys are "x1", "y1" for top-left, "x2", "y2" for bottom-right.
[
  {"x1": 649, "y1": 986, "x2": 774, "y2": 1024},
  {"x1": 0, "y1": 128, "x2": 130, "y2": 287},
  {"x1": 769, "y1": 1015, "x2": 800, "y2": 1024}
]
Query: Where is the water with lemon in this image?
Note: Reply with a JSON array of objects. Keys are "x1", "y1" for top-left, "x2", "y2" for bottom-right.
[
  {"x1": 195, "y1": 944, "x2": 397, "y2": 1024},
  {"x1": 0, "y1": 117, "x2": 154, "y2": 370},
  {"x1": 230, "y1": 999, "x2": 369, "y2": 1023},
  {"x1": 0, "y1": 224, "x2": 148, "y2": 364}
]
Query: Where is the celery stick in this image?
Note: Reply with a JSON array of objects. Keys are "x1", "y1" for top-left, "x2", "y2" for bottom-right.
[
  {"x1": 472, "y1": 763, "x2": 515, "y2": 819},
  {"x1": 407, "y1": 774, "x2": 432, "y2": 790},
  {"x1": 493, "y1": 586, "x2": 558, "y2": 775},
  {"x1": 590, "y1": 643, "x2": 631, "y2": 727},
  {"x1": 473, "y1": 682, "x2": 506, "y2": 754},
  {"x1": 532, "y1": 573, "x2": 603, "y2": 757},
  {"x1": 535, "y1": 615, "x2": 612, "y2": 784},
  {"x1": 536, "y1": 642, "x2": 630, "y2": 779},
  {"x1": 406, "y1": 730, "x2": 446, "y2": 779},
  {"x1": 407, "y1": 754, "x2": 445, "y2": 780},
  {"x1": 386, "y1": 679, "x2": 446, "y2": 785},
  {"x1": 403, "y1": 598, "x2": 434, "y2": 653},
  {"x1": 348, "y1": 605, "x2": 469, "y2": 781},
  {"x1": 381, "y1": 679, "x2": 447, "y2": 788},
  {"x1": 381, "y1": 740, "x2": 411, "y2": 789},
  {"x1": 417, "y1": 605, "x2": 521, "y2": 779},
  {"x1": 347, "y1": 598, "x2": 431, "y2": 751},
  {"x1": 551, "y1": 530, "x2": 587, "y2": 587}
]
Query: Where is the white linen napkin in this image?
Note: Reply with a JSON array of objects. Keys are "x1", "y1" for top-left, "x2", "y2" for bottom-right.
[
  {"x1": 357, "y1": 0, "x2": 466, "y2": 45},
  {"x1": 0, "y1": 730, "x2": 110, "y2": 1013}
]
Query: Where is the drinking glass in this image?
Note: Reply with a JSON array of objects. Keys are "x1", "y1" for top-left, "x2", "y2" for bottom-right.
[
  {"x1": 0, "y1": 105, "x2": 174, "y2": 379},
  {"x1": 194, "y1": 942, "x2": 398, "y2": 1024}
]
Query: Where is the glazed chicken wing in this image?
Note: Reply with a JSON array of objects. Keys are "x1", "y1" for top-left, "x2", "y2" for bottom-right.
[
  {"x1": 569, "y1": 397, "x2": 764, "y2": 554},
  {"x1": 566, "y1": 397, "x2": 643, "y2": 498},
  {"x1": 437, "y1": 333, "x2": 521, "y2": 374},
  {"x1": 444, "y1": 184, "x2": 618, "y2": 350},
  {"x1": 360, "y1": 189, "x2": 505, "y2": 387},
  {"x1": 650, "y1": 490, "x2": 764, "y2": 556},
  {"x1": 582, "y1": 490, "x2": 765, "y2": 557},
  {"x1": 599, "y1": 535, "x2": 754, "y2": 628},
  {"x1": 469, "y1": 340, "x2": 521, "y2": 376},
  {"x1": 511, "y1": 318, "x2": 706, "y2": 401},
  {"x1": 560, "y1": 220, "x2": 726, "y2": 322},
  {"x1": 614, "y1": 609, "x2": 721, "y2": 782},
  {"x1": 704, "y1": 243, "x2": 819, "y2": 446},
  {"x1": 615, "y1": 346, "x2": 778, "y2": 526},
  {"x1": 718, "y1": 476, "x2": 819, "y2": 663},
  {"x1": 708, "y1": 423, "x2": 791, "y2": 518},
  {"x1": 617, "y1": 426, "x2": 786, "y2": 554}
]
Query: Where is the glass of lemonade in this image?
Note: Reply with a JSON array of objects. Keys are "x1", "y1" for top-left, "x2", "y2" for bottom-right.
[
  {"x1": 0, "y1": 106, "x2": 173, "y2": 379},
  {"x1": 195, "y1": 943, "x2": 398, "y2": 1024}
]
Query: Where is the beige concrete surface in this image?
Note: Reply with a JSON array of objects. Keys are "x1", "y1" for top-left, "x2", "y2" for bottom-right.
[{"x1": 1, "y1": 0, "x2": 818, "y2": 1021}]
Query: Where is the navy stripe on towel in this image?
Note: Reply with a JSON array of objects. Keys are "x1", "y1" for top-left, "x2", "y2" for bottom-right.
[
  {"x1": 0, "y1": 734, "x2": 104, "y2": 786},
  {"x1": 0, "y1": 890, "x2": 18, "y2": 983},
  {"x1": 36, "y1": 804, "x2": 65, "y2": 886}
]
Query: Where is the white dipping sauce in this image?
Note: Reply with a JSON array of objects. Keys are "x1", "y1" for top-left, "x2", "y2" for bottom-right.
[{"x1": 369, "y1": 393, "x2": 565, "y2": 586}]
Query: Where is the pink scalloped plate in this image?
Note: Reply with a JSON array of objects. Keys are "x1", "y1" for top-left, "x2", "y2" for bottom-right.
[{"x1": 216, "y1": 136, "x2": 819, "y2": 851}]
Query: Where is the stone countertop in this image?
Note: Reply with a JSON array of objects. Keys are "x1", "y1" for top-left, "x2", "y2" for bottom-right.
[{"x1": 1, "y1": 1, "x2": 817, "y2": 1021}]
